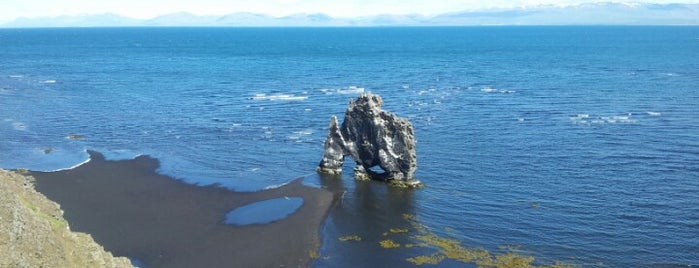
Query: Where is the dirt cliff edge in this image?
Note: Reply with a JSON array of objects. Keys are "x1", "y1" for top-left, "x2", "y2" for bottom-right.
[{"x1": 0, "y1": 169, "x2": 134, "y2": 268}]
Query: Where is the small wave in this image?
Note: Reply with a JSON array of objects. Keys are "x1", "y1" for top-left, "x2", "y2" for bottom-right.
[
  {"x1": 249, "y1": 93, "x2": 308, "y2": 101},
  {"x1": 41, "y1": 79, "x2": 57, "y2": 84},
  {"x1": 8, "y1": 75, "x2": 23, "y2": 78},
  {"x1": 49, "y1": 157, "x2": 92, "y2": 172},
  {"x1": 481, "y1": 87, "x2": 515, "y2": 94},
  {"x1": 570, "y1": 113, "x2": 638, "y2": 124},
  {"x1": 293, "y1": 129, "x2": 313, "y2": 135},
  {"x1": 321, "y1": 86, "x2": 366, "y2": 95},
  {"x1": 287, "y1": 129, "x2": 314, "y2": 142},
  {"x1": 599, "y1": 115, "x2": 636, "y2": 124},
  {"x1": 263, "y1": 180, "x2": 292, "y2": 190},
  {"x1": 646, "y1": 111, "x2": 662, "y2": 116},
  {"x1": 336, "y1": 86, "x2": 365, "y2": 94}
]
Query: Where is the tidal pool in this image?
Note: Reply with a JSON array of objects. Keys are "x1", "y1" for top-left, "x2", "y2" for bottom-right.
[{"x1": 223, "y1": 197, "x2": 304, "y2": 226}]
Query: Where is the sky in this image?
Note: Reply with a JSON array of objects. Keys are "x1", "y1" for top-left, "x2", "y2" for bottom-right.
[{"x1": 1, "y1": 0, "x2": 698, "y2": 23}]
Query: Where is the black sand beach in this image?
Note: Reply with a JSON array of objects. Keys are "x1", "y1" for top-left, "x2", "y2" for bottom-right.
[{"x1": 31, "y1": 151, "x2": 337, "y2": 268}]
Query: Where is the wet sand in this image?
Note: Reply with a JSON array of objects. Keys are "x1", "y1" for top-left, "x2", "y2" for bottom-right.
[{"x1": 31, "y1": 151, "x2": 337, "y2": 268}]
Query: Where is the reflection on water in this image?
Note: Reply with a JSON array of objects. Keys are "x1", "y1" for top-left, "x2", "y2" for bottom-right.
[
  {"x1": 313, "y1": 170, "x2": 419, "y2": 267},
  {"x1": 312, "y1": 171, "x2": 577, "y2": 268}
]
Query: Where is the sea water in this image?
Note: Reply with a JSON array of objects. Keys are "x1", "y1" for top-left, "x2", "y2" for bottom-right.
[{"x1": 1, "y1": 27, "x2": 698, "y2": 267}]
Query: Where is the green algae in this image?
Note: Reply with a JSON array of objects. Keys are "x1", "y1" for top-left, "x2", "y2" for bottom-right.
[
  {"x1": 389, "y1": 228, "x2": 409, "y2": 234},
  {"x1": 379, "y1": 239, "x2": 401, "y2": 249},
  {"x1": 308, "y1": 249, "x2": 320, "y2": 259},
  {"x1": 401, "y1": 214, "x2": 579, "y2": 268},
  {"x1": 308, "y1": 241, "x2": 321, "y2": 259},
  {"x1": 413, "y1": 233, "x2": 490, "y2": 263},
  {"x1": 477, "y1": 252, "x2": 535, "y2": 267},
  {"x1": 407, "y1": 253, "x2": 445, "y2": 265},
  {"x1": 339, "y1": 235, "x2": 362, "y2": 242}
]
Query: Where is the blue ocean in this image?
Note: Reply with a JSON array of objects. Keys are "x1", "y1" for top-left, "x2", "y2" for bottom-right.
[{"x1": 1, "y1": 27, "x2": 698, "y2": 267}]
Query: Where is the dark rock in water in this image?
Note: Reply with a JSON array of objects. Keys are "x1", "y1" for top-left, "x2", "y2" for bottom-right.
[
  {"x1": 317, "y1": 115, "x2": 345, "y2": 175},
  {"x1": 66, "y1": 134, "x2": 85, "y2": 140},
  {"x1": 317, "y1": 93, "x2": 420, "y2": 187}
]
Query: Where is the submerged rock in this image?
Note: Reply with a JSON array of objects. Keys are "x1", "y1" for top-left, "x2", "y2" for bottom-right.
[{"x1": 317, "y1": 93, "x2": 420, "y2": 187}]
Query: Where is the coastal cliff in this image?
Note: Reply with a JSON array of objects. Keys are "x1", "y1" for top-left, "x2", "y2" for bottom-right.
[
  {"x1": 0, "y1": 169, "x2": 134, "y2": 268},
  {"x1": 318, "y1": 93, "x2": 420, "y2": 187}
]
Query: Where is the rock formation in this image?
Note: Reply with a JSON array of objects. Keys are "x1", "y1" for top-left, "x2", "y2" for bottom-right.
[{"x1": 317, "y1": 93, "x2": 420, "y2": 186}]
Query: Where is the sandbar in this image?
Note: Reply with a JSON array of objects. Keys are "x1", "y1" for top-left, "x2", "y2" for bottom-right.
[{"x1": 31, "y1": 151, "x2": 337, "y2": 268}]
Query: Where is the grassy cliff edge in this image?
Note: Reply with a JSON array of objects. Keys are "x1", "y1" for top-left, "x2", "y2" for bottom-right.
[{"x1": 0, "y1": 169, "x2": 134, "y2": 268}]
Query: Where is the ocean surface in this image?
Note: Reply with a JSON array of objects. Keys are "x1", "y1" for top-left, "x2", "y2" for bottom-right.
[{"x1": 1, "y1": 26, "x2": 698, "y2": 267}]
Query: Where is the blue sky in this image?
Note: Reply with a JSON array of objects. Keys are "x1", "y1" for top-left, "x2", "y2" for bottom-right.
[{"x1": 2, "y1": 0, "x2": 698, "y2": 22}]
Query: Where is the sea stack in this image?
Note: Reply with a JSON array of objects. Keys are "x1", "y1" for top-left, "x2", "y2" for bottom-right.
[{"x1": 317, "y1": 93, "x2": 420, "y2": 187}]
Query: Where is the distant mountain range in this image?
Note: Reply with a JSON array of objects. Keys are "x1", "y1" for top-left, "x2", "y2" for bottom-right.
[{"x1": 3, "y1": 2, "x2": 698, "y2": 27}]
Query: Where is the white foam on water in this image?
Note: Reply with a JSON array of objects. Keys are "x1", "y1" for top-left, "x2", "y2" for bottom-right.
[
  {"x1": 570, "y1": 114, "x2": 589, "y2": 121},
  {"x1": 263, "y1": 180, "x2": 293, "y2": 190},
  {"x1": 50, "y1": 157, "x2": 92, "y2": 172},
  {"x1": 287, "y1": 129, "x2": 314, "y2": 141},
  {"x1": 646, "y1": 111, "x2": 662, "y2": 116},
  {"x1": 336, "y1": 86, "x2": 365, "y2": 94},
  {"x1": 294, "y1": 129, "x2": 313, "y2": 135},
  {"x1": 250, "y1": 93, "x2": 308, "y2": 101},
  {"x1": 41, "y1": 80, "x2": 57, "y2": 84},
  {"x1": 570, "y1": 113, "x2": 638, "y2": 125},
  {"x1": 481, "y1": 87, "x2": 516, "y2": 94},
  {"x1": 322, "y1": 86, "x2": 366, "y2": 95},
  {"x1": 8, "y1": 75, "x2": 23, "y2": 78}
]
